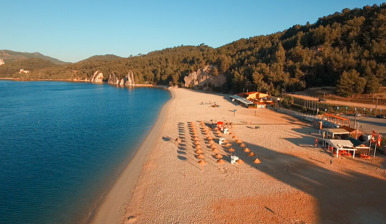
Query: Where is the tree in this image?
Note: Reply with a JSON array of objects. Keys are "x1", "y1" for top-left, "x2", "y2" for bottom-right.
[
  {"x1": 337, "y1": 69, "x2": 366, "y2": 97},
  {"x1": 365, "y1": 75, "x2": 381, "y2": 93}
]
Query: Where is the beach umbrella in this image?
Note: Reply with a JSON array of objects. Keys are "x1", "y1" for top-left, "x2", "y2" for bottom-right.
[
  {"x1": 176, "y1": 137, "x2": 182, "y2": 144},
  {"x1": 194, "y1": 140, "x2": 200, "y2": 146},
  {"x1": 248, "y1": 152, "x2": 255, "y2": 157},
  {"x1": 198, "y1": 160, "x2": 207, "y2": 171},
  {"x1": 215, "y1": 154, "x2": 223, "y2": 159},
  {"x1": 222, "y1": 139, "x2": 229, "y2": 144},
  {"x1": 224, "y1": 143, "x2": 232, "y2": 148},
  {"x1": 217, "y1": 159, "x2": 226, "y2": 169},
  {"x1": 195, "y1": 149, "x2": 204, "y2": 154},
  {"x1": 217, "y1": 133, "x2": 223, "y2": 137},
  {"x1": 236, "y1": 159, "x2": 245, "y2": 165},
  {"x1": 253, "y1": 158, "x2": 261, "y2": 164},
  {"x1": 197, "y1": 154, "x2": 205, "y2": 159},
  {"x1": 243, "y1": 148, "x2": 251, "y2": 153},
  {"x1": 240, "y1": 143, "x2": 246, "y2": 148},
  {"x1": 193, "y1": 137, "x2": 199, "y2": 141},
  {"x1": 228, "y1": 148, "x2": 235, "y2": 155},
  {"x1": 235, "y1": 139, "x2": 242, "y2": 144},
  {"x1": 206, "y1": 136, "x2": 213, "y2": 140},
  {"x1": 210, "y1": 144, "x2": 216, "y2": 149},
  {"x1": 212, "y1": 148, "x2": 219, "y2": 154},
  {"x1": 232, "y1": 135, "x2": 237, "y2": 139},
  {"x1": 195, "y1": 145, "x2": 202, "y2": 150},
  {"x1": 208, "y1": 140, "x2": 215, "y2": 145}
]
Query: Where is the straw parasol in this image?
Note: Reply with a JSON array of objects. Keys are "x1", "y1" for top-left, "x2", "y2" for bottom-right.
[
  {"x1": 212, "y1": 148, "x2": 219, "y2": 154},
  {"x1": 197, "y1": 154, "x2": 205, "y2": 159},
  {"x1": 195, "y1": 145, "x2": 202, "y2": 150},
  {"x1": 194, "y1": 140, "x2": 200, "y2": 146},
  {"x1": 243, "y1": 148, "x2": 251, "y2": 153},
  {"x1": 236, "y1": 159, "x2": 244, "y2": 165},
  {"x1": 224, "y1": 143, "x2": 232, "y2": 148},
  {"x1": 235, "y1": 139, "x2": 242, "y2": 144},
  {"x1": 193, "y1": 137, "x2": 199, "y2": 141},
  {"x1": 209, "y1": 144, "x2": 216, "y2": 149},
  {"x1": 228, "y1": 148, "x2": 235, "y2": 155},
  {"x1": 206, "y1": 136, "x2": 213, "y2": 140},
  {"x1": 208, "y1": 140, "x2": 215, "y2": 145},
  {"x1": 248, "y1": 152, "x2": 255, "y2": 157},
  {"x1": 213, "y1": 127, "x2": 218, "y2": 131},
  {"x1": 195, "y1": 149, "x2": 204, "y2": 154},
  {"x1": 240, "y1": 143, "x2": 246, "y2": 148},
  {"x1": 222, "y1": 139, "x2": 229, "y2": 144},
  {"x1": 253, "y1": 158, "x2": 261, "y2": 164},
  {"x1": 198, "y1": 160, "x2": 207, "y2": 171},
  {"x1": 232, "y1": 135, "x2": 237, "y2": 139},
  {"x1": 215, "y1": 153, "x2": 223, "y2": 159}
]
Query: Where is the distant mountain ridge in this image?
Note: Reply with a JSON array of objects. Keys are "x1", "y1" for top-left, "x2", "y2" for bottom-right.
[{"x1": 0, "y1": 50, "x2": 66, "y2": 65}]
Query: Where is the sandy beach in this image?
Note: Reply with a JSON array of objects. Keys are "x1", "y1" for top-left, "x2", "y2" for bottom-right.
[{"x1": 91, "y1": 87, "x2": 386, "y2": 224}]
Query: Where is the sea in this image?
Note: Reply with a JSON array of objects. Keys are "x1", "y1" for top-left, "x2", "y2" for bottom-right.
[{"x1": 0, "y1": 80, "x2": 170, "y2": 224}]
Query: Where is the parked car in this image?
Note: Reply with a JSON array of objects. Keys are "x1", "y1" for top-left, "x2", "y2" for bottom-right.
[{"x1": 376, "y1": 114, "x2": 386, "y2": 119}]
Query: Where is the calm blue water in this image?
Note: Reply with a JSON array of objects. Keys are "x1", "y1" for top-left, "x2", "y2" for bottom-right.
[{"x1": 0, "y1": 81, "x2": 170, "y2": 224}]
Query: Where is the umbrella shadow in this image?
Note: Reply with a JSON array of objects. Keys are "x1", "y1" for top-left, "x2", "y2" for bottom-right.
[
  {"x1": 177, "y1": 155, "x2": 187, "y2": 161},
  {"x1": 162, "y1": 136, "x2": 172, "y2": 141}
]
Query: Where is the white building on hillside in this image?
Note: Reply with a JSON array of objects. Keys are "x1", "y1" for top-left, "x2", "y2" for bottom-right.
[{"x1": 0, "y1": 59, "x2": 4, "y2": 66}]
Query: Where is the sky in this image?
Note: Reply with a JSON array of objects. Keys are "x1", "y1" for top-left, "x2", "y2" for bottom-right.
[{"x1": 1, "y1": 0, "x2": 384, "y2": 62}]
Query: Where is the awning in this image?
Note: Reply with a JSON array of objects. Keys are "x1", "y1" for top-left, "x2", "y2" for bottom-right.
[{"x1": 230, "y1": 95, "x2": 254, "y2": 106}]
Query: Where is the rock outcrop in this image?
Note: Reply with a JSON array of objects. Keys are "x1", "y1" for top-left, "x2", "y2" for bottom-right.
[
  {"x1": 125, "y1": 71, "x2": 135, "y2": 86},
  {"x1": 119, "y1": 78, "x2": 125, "y2": 87},
  {"x1": 108, "y1": 73, "x2": 120, "y2": 85},
  {"x1": 106, "y1": 71, "x2": 135, "y2": 86},
  {"x1": 184, "y1": 65, "x2": 226, "y2": 90},
  {"x1": 91, "y1": 70, "x2": 104, "y2": 83}
]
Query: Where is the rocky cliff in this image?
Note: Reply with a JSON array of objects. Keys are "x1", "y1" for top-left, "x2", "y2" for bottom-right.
[
  {"x1": 108, "y1": 73, "x2": 120, "y2": 85},
  {"x1": 184, "y1": 65, "x2": 226, "y2": 90},
  {"x1": 91, "y1": 70, "x2": 104, "y2": 83},
  {"x1": 125, "y1": 71, "x2": 135, "y2": 86},
  {"x1": 106, "y1": 71, "x2": 135, "y2": 86}
]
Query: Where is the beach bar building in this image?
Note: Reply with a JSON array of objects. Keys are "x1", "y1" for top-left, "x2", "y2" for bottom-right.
[
  {"x1": 323, "y1": 128, "x2": 350, "y2": 139},
  {"x1": 324, "y1": 139, "x2": 357, "y2": 158},
  {"x1": 231, "y1": 92, "x2": 273, "y2": 108}
]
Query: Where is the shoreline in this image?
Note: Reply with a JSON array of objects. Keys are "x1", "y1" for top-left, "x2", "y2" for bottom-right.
[
  {"x1": 87, "y1": 87, "x2": 174, "y2": 224},
  {"x1": 0, "y1": 77, "x2": 154, "y2": 87}
]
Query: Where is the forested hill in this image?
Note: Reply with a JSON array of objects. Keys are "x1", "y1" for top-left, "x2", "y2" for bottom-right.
[
  {"x1": 0, "y1": 50, "x2": 66, "y2": 64},
  {"x1": 2, "y1": 4, "x2": 385, "y2": 97}
]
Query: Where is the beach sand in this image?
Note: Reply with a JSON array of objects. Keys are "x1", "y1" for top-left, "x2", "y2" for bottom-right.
[{"x1": 92, "y1": 87, "x2": 386, "y2": 224}]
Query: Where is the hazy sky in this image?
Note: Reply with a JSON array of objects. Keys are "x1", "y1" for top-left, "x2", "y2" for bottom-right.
[{"x1": 1, "y1": 0, "x2": 384, "y2": 62}]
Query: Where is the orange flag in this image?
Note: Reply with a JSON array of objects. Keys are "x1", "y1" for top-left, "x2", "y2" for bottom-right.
[
  {"x1": 371, "y1": 130, "x2": 376, "y2": 143},
  {"x1": 377, "y1": 133, "x2": 382, "y2": 147}
]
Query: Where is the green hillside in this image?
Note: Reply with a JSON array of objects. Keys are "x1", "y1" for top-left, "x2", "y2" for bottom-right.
[
  {"x1": 0, "y1": 50, "x2": 66, "y2": 64},
  {"x1": 2, "y1": 4, "x2": 385, "y2": 97}
]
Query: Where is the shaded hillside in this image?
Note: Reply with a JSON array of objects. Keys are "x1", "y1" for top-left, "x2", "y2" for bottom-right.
[{"x1": 3, "y1": 4, "x2": 385, "y2": 97}]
